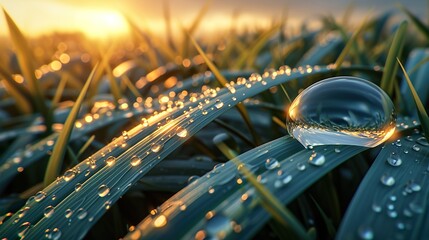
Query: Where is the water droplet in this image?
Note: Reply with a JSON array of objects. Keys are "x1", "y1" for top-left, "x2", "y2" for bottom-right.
[
  {"x1": 65, "y1": 209, "x2": 73, "y2": 218},
  {"x1": 308, "y1": 152, "x2": 325, "y2": 166},
  {"x1": 287, "y1": 77, "x2": 396, "y2": 148},
  {"x1": 105, "y1": 156, "x2": 116, "y2": 166},
  {"x1": 372, "y1": 203, "x2": 382, "y2": 213},
  {"x1": 176, "y1": 127, "x2": 188, "y2": 138},
  {"x1": 153, "y1": 214, "x2": 167, "y2": 228},
  {"x1": 412, "y1": 144, "x2": 420, "y2": 152},
  {"x1": 265, "y1": 158, "x2": 280, "y2": 170},
  {"x1": 63, "y1": 169, "x2": 76, "y2": 181},
  {"x1": 130, "y1": 155, "x2": 142, "y2": 166},
  {"x1": 18, "y1": 222, "x2": 31, "y2": 237},
  {"x1": 187, "y1": 175, "x2": 199, "y2": 184},
  {"x1": 296, "y1": 162, "x2": 306, "y2": 171},
  {"x1": 416, "y1": 136, "x2": 429, "y2": 146},
  {"x1": 75, "y1": 183, "x2": 82, "y2": 192},
  {"x1": 214, "y1": 99, "x2": 224, "y2": 109},
  {"x1": 98, "y1": 185, "x2": 110, "y2": 197},
  {"x1": 151, "y1": 143, "x2": 163, "y2": 153},
  {"x1": 76, "y1": 208, "x2": 87, "y2": 220},
  {"x1": 45, "y1": 227, "x2": 61, "y2": 240},
  {"x1": 380, "y1": 174, "x2": 395, "y2": 186},
  {"x1": 334, "y1": 148, "x2": 341, "y2": 153},
  {"x1": 34, "y1": 191, "x2": 47, "y2": 202},
  {"x1": 395, "y1": 139, "x2": 402, "y2": 147},
  {"x1": 141, "y1": 118, "x2": 149, "y2": 127},
  {"x1": 44, "y1": 206, "x2": 55, "y2": 218},
  {"x1": 387, "y1": 154, "x2": 402, "y2": 167},
  {"x1": 358, "y1": 225, "x2": 374, "y2": 239}
]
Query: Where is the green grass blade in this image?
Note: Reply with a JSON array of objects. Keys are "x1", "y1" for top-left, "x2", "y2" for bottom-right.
[
  {"x1": 398, "y1": 58, "x2": 429, "y2": 140},
  {"x1": 216, "y1": 141, "x2": 309, "y2": 240},
  {"x1": 102, "y1": 53, "x2": 123, "y2": 103},
  {"x1": 338, "y1": 132, "x2": 429, "y2": 239},
  {"x1": 380, "y1": 21, "x2": 408, "y2": 96},
  {"x1": 398, "y1": 4, "x2": 429, "y2": 40},
  {"x1": 0, "y1": 64, "x2": 33, "y2": 112},
  {"x1": 2, "y1": 9, "x2": 52, "y2": 130},
  {"x1": 43, "y1": 64, "x2": 99, "y2": 186},
  {"x1": 51, "y1": 73, "x2": 69, "y2": 108},
  {"x1": 76, "y1": 135, "x2": 95, "y2": 159},
  {"x1": 189, "y1": 35, "x2": 261, "y2": 144}
]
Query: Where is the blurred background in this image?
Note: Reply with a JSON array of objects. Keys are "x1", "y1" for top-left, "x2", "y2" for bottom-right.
[{"x1": 0, "y1": 0, "x2": 427, "y2": 39}]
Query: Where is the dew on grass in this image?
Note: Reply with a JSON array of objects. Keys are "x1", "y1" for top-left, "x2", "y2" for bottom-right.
[
  {"x1": 176, "y1": 127, "x2": 188, "y2": 138},
  {"x1": 63, "y1": 169, "x2": 76, "y2": 181},
  {"x1": 65, "y1": 209, "x2": 73, "y2": 219},
  {"x1": 153, "y1": 214, "x2": 167, "y2": 228},
  {"x1": 18, "y1": 222, "x2": 31, "y2": 237},
  {"x1": 308, "y1": 152, "x2": 325, "y2": 166},
  {"x1": 44, "y1": 206, "x2": 54, "y2": 218},
  {"x1": 151, "y1": 143, "x2": 163, "y2": 153},
  {"x1": 98, "y1": 185, "x2": 110, "y2": 197},
  {"x1": 358, "y1": 225, "x2": 374, "y2": 239},
  {"x1": 45, "y1": 227, "x2": 61, "y2": 240},
  {"x1": 380, "y1": 174, "x2": 395, "y2": 186},
  {"x1": 105, "y1": 156, "x2": 116, "y2": 166},
  {"x1": 130, "y1": 156, "x2": 142, "y2": 167},
  {"x1": 205, "y1": 213, "x2": 231, "y2": 238},
  {"x1": 264, "y1": 158, "x2": 280, "y2": 170},
  {"x1": 76, "y1": 208, "x2": 88, "y2": 220},
  {"x1": 387, "y1": 154, "x2": 402, "y2": 167},
  {"x1": 287, "y1": 76, "x2": 396, "y2": 148},
  {"x1": 34, "y1": 191, "x2": 47, "y2": 202}
]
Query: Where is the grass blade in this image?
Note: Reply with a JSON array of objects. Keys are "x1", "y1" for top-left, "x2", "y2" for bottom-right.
[
  {"x1": 398, "y1": 4, "x2": 429, "y2": 41},
  {"x1": 380, "y1": 21, "x2": 408, "y2": 96},
  {"x1": 2, "y1": 9, "x2": 52, "y2": 130},
  {"x1": 43, "y1": 64, "x2": 99, "y2": 186},
  {"x1": 397, "y1": 58, "x2": 429, "y2": 140}
]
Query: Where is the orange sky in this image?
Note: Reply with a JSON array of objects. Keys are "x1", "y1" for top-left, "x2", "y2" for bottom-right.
[{"x1": 0, "y1": 0, "x2": 426, "y2": 39}]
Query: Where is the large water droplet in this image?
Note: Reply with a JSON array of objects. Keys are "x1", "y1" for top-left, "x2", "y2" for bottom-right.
[
  {"x1": 176, "y1": 127, "x2": 188, "y2": 138},
  {"x1": 105, "y1": 156, "x2": 116, "y2": 166},
  {"x1": 98, "y1": 185, "x2": 110, "y2": 197},
  {"x1": 387, "y1": 154, "x2": 402, "y2": 167},
  {"x1": 18, "y1": 222, "x2": 31, "y2": 237},
  {"x1": 34, "y1": 191, "x2": 47, "y2": 202},
  {"x1": 287, "y1": 77, "x2": 396, "y2": 148},
  {"x1": 63, "y1": 169, "x2": 76, "y2": 181},
  {"x1": 265, "y1": 158, "x2": 280, "y2": 170},
  {"x1": 380, "y1": 174, "x2": 395, "y2": 186}
]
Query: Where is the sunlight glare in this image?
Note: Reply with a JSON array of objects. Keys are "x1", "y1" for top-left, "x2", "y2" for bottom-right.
[{"x1": 76, "y1": 10, "x2": 129, "y2": 39}]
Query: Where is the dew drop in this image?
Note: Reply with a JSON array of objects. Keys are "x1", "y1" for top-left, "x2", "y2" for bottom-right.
[
  {"x1": 105, "y1": 156, "x2": 116, "y2": 166},
  {"x1": 34, "y1": 191, "x2": 47, "y2": 202},
  {"x1": 151, "y1": 143, "x2": 163, "y2": 153},
  {"x1": 44, "y1": 206, "x2": 55, "y2": 218},
  {"x1": 141, "y1": 118, "x2": 149, "y2": 127},
  {"x1": 75, "y1": 183, "x2": 82, "y2": 192},
  {"x1": 98, "y1": 185, "x2": 110, "y2": 197},
  {"x1": 130, "y1": 155, "x2": 142, "y2": 166},
  {"x1": 153, "y1": 214, "x2": 167, "y2": 228},
  {"x1": 334, "y1": 148, "x2": 341, "y2": 153},
  {"x1": 296, "y1": 162, "x2": 306, "y2": 171},
  {"x1": 18, "y1": 222, "x2": 31, "y2": 237},
  {"x1": 308, "y1": 152, "x2": 325, "y2": 166},
  {"x1": 380, "y1": 174, "x2": 395, "y2": 186},
  {"x1": 387, "y1": 154, "x2": 402, "y2": 167},
  {"x1": 176, "y1": 127, "x2": 188, "y2": 138},
  {"x1": 65, "y1": 209, "x2": 73, "y2": 218},
  {"x1": 412, "y1": 144, "x2": 420, "y2": 152},
  {"x1": 76, "y1": 208, "x2": 88, "y2": 220},
  {"x1": 287, "y1": 77, "x2": 396, "y2": 148},
  {"x1": 358, "y1": 225, "x2": 374, "y2": 240},
  {"x1": 416, "y1": 136, "x2": 429, "y2": 146},
  {"x1": 265, "y1": 158, "x2": 280, "y2": 170},
  {"x1": 63, "y1": 169, "x2": 76, "y2": 181},
  {"x1": 187, "y1": 175, "x2": 199, "y2": 184},
  {"x1": 45, "y1": 227, "x2": 61, "y2": 240},
  {"x1": 214, "y1": 99, "x2": 224, "y2": 109},
  {"x1": 205, "y1": 213, "x2": 231, "y2": 239}
]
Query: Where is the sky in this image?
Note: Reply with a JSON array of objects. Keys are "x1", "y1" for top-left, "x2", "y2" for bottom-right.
[{"x1": 0, "y1": 0, "x2": 426, "y2": 39}]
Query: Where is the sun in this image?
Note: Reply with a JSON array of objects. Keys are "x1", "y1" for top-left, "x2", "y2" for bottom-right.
[{"x1": 72, "y1": 10, "x2": 129, "y2": 39}]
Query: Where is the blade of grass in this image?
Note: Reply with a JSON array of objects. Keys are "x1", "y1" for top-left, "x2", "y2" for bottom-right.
[
  {"x1": 101, "y1": 51, "x2": 123, "y2": 103},
  {"x1": 189, "y1": 34, "x2": 261, "y2": 145},
  {"x1": 51, "y1": 73, "x2": 69, "y2": 107},
  {"x1": 216, "y1": 141, "x2": 310, "y2": 240},
  {"x1": 121, "y1": 75, "x2": 143, "y2": 99},
  {"x1": 380, "y1": 21, "x2": 408, "y2": 96},
  {"x1": 398, "y1": 4, "x2": 429, "y2": 40},
  {"x1": 163, "y1": 0, "x2": 176, "y2": 51},
  {"x1": 3, "y1": 9, "x2": 52, "y2": 130},
  {"x1": 43, "y1": 64, "x2": 99, "y2": 186},
  {"x1": 76, "y1": 135, "x2": 96, "y2": 159},
  {"x1": 0, "y1": 64, "x2": 33, "y2": 107},
  {"x1": 398, "y1": 58, "x2": 429, "y2": 140}
]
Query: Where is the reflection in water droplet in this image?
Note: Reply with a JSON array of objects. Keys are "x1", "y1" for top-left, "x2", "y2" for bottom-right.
[
  {"x1": 65, "y1": 209, "x2": 73, "y2": 218},
  {"x1": 287, "y1": 77, "x2": 396, "y2": 148},
  {"x1": 76, "y1": 208, "x2": 88, "y2": 220},
  {"x1": 44, "y1": 206, "x2": 55, "y2": 218},
  {"x1": 387, "y1": 154, "x2": 402, "y2": 167},
  {"x1": 75, "y1": 183, "x2": 82, "y2": 192},
  {"x1": 214, "y1": 99, "x2": 224, "y2": 109},
  {"x1": 380, "y1": 174, "x2": 395, "y2": 186},
  {"x1": 98, "y1": 185, "x2": 110, "y2": 197},
  {"x1": 296, "y1": 162, "x2": 306, "y2": 171},
  {"x1": 308, "y1": 152, "x2": 325, "y2": 166},
  {"x1": 130, "y1": 156, "x2": 142, "y2": 166},
  {"x1": 265, "y1": 158, "x2": 280, "y2": 170},
  {"x1": 153, "y1": 214, "x2": 168, "y2": 228},
  {"x1": 358, "y1": 225, "x2": 374, "y2": 240}
]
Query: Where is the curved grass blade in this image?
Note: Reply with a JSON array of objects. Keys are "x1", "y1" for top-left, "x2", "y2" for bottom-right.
[
  {"x1": 380, "y1": 21, "x2": 408, "y2": 96},
  {"x1": 43, "y1": 64, "x2": 99, "y2": 186},
  {"x1": 398, "y1": 4, "x2": 429, "y2": 41},
  {"x1": 0, "y1": 65, "x2": 337, "y2": 239},
  {"x1": 2, "y1": 9, "x2": 52, "y2": 130},
  {"x1": 398, "y1": 59, "x2": 429, "y2": 141},
  {"x1": 337, "y1": 131, "x2": 429, "y2": 239},
  {"x1": 0, "y1": 65, "x2": 33, "y2": 114}
]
